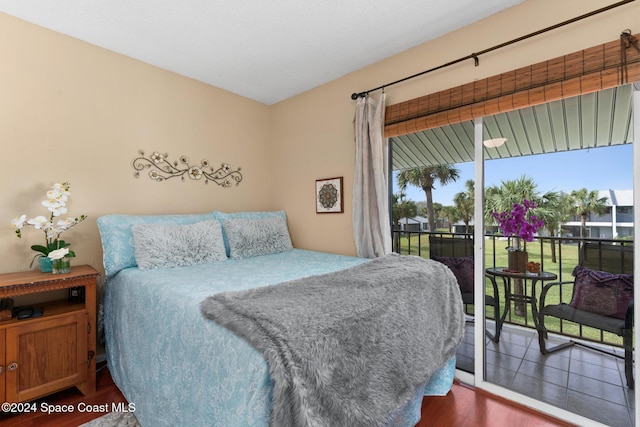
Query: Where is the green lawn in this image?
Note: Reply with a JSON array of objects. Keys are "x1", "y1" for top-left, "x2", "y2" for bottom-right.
[{"x1": 397, "y1": 235, "x2": 624, "y2": 347}]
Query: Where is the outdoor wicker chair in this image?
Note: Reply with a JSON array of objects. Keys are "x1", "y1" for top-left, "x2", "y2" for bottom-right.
[
  {"x1": 429, "y1": 235, "x2": 503, "y2": 342},
  {"x1": 537, "y1": 242, "x2": 634, "y2": 388}
]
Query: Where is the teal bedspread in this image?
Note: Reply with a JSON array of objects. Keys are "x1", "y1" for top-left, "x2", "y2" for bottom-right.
[{"x1": 104, "y1": 249, "x2": 456, "y2": 427}]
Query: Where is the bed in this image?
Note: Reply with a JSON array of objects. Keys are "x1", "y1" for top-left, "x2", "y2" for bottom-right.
[{"x1": 97, "y1": 210, "x2": 464, "y2": 427}]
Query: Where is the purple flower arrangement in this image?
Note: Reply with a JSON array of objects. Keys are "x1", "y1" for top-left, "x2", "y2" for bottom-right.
[{"x1": 492, "y1": 199, "x2": 544, "y2": 243}]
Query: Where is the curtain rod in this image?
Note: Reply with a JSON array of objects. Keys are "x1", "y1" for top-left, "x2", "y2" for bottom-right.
[{"x1": 350, "y1": 0, "x2": 637, "y2": 100}]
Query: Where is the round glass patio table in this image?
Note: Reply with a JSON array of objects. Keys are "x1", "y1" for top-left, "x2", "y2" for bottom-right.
[{"x1": 484, "y1": 267, "x2": 557, "y2": 342}]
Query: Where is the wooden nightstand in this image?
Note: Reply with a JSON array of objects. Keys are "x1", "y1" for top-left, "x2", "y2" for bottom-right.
[{"x1": 0, "y1": 265, "x2": 99, "y2": 404}]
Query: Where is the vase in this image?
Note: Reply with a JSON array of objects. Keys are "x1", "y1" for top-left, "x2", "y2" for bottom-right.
[
  {"x1": 508, "y1": 248, "x2": 528, "y2": 316},
  {"x1": 508, "y1": 249, "x2": 528, "y2": 273},
  {"x1": 52, "y1": 257, "x2": 71, "y2": 274},
  {"x1": 39, "y1": 256, "x2": 53, "y2": 273}
]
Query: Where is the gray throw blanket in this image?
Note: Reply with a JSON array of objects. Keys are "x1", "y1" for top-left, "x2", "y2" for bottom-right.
[{"x1": 200, "y1": 254, "x2": 465, "y2": 427}]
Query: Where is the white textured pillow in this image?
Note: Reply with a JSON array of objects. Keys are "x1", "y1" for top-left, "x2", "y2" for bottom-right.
[
  {"x1": 224, "y1": 216, "x2": 293, "y2": 259},
  {"x1": 132, "y1": 220, "x2": 227, "y2": 270}
]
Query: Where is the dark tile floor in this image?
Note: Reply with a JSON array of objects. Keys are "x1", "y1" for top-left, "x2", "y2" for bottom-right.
[{"x1": 455, "y1": 321, "x2": 635, "y2": 427}]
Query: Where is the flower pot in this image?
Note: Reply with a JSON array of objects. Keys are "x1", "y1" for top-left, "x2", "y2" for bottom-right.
[
  {"x1": 52, "y1": 257, "x2": 71, "y2": 274},
  {"x1": 508, "y1": 250, "x2": 528, "y2": 273},
  {"x1": 39, "y1": 256, "x2": 53, "y2": 273}
]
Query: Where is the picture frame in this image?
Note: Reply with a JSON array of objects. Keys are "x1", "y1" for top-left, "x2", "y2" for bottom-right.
[{"x1": 316, "y1": 177, "x2": 344, "y2": 214}]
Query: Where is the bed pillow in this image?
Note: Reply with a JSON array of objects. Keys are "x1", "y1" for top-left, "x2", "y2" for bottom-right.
[
  {"x1": 223, "y1": 216, "x2": 293, "y2": 259},
  {"x1": 213, "y1": 210, "x2": 287, "y2": 256},
  {"x1": 568, "y1": 265, "x2": 633, "y2": 319},
  {"x1": 132, "y1": 220, "x2": 227, "y2": 270},
  {"x1": 431, "y1": 256, "x2": 474, "y2": 293},
  {"x1": 97, "y1": 213, "x2": 216, "y2": 278}
]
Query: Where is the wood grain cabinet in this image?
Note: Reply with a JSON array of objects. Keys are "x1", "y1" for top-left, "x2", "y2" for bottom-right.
[{"x1": 0, "y1": 265, "x2": 98, "y2": 404}]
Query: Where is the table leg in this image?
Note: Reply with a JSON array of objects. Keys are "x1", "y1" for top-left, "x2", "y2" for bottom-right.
[
  {"x1": 530, "y1": 279, "x2": 540, "y2": 331},
  {"x1": 489, "y1": 275, "x2": 510, "y2": 343}
]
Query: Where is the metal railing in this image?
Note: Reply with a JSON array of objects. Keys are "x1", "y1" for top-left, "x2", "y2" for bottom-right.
[{"x1": 392, "y1": 229, "x2": 634, "y2": 349}]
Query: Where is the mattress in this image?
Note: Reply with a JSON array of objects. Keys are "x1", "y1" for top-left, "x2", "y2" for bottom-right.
[{"x1": 103, "y1": 249, "x2": 456, "y2": 426}]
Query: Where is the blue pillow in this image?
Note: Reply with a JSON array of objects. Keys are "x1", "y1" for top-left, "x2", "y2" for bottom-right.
[
  {"x1": 213, "y1": 210, "x2": 287, "y2": 256},
  {"x1": 97, "y1": 213, "x2": 216, "y2": 279}
]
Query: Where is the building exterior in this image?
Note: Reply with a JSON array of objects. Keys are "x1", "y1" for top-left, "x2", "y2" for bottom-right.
[
  {"x1": 397, "y1": 216, "x2": 428, "y2": 232},
  {"x1": 563, "y1": 189, "x2": 634, "y2": 239}
]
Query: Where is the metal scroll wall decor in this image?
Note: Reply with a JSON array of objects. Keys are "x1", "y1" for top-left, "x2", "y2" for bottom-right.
[{"x1": 132, "y1": 150, "x2": 243, "y2": 187}]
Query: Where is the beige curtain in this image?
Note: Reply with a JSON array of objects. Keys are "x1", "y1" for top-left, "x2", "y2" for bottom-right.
[{"x1": 353, "y1": 94, "x2": 391, "y2": 258}]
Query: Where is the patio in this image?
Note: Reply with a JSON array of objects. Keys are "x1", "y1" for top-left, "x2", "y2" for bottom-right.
[
  {"x1": 395, "y1": 231, "x2": 635, "y2": 426},
  {"x1": 456, "y1": 321, "x2": 635, "y2": 427}
]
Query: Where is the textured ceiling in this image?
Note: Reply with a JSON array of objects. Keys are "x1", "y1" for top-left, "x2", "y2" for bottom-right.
[
  {"x1": 0, "y1": 0, "x2": 523, "y2": 104},
  {"x1": 391, "y1": 84, "x2": 637, "y2": 170}
]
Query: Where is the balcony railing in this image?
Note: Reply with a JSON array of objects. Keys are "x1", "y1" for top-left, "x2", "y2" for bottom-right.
[{"x1": 392, "y1": 229, "x2": 634, "y2": 349}]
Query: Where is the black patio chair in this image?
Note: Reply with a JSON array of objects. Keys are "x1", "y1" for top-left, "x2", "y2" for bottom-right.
[
  {"x1": 537, "y1": 242, "x2": 634, "y2": 388},
  {"x1": 429, "y1": 235, "x2": 502, "y2": 342}
]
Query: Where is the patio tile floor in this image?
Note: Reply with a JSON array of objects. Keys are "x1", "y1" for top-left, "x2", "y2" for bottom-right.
[{"x1": 456, "y1": 322, "x2": 635, "y2": 427}]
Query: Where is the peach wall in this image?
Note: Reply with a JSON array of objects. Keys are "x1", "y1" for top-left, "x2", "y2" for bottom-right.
[
  {"x1": 271, "y1": 0, "x2": 639, "y2": 256},
  {"x1": 1, "y1": 0, "x2": 639, "y2": 275},
  {"x1": 0, "y1": 13, "x2": 272, "y2": 274}
]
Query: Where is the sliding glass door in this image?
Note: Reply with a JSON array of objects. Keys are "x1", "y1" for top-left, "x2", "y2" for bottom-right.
[{"x1": 389, "y1": 83, "x2": 638, "y2": 427}]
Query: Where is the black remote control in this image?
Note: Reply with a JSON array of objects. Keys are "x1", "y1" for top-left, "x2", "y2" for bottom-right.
[{"x1": 17, "y1": 308, "x2": 34, "y2": 319}]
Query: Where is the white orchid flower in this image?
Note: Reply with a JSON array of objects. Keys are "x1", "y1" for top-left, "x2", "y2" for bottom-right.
[
  {"x1": 46, "y1": 188, "x2": 68, "y2": 203},
  {"x1": 51, "y1": 205, "x2": 68, "y2": 217},
  {"x1": 11, "y1": 182, "x2": 85, "y2": 263},
  {"x1": 48, "y1": 247, "x2": 69, "y2": 260},
  {"x1": 42, "y1": 198, "x2": 68, "y2": 216},
  {"x1": 53, "y1": 182, "x2": 71, "y2": 196},
  {"x1": 52, "y1": 218, "x2": 77, "y2": 235},
  {"x1": 56, "y1": 218, "x2": 72, "y2": 230},
  {"x1": 11, "y1": 214, "x2": 27, "y2": 229},
  {"x1": 28, "y1": 216, "x2": 49, "y2": 229}
]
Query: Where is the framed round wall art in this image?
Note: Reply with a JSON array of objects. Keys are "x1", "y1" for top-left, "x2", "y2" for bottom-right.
[{"x1": 315, "y1": 177, "x2": 343, "y2": 213}]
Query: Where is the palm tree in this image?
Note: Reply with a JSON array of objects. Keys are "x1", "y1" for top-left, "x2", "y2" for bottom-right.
[
  {"x1": 391, "y1": 193, "x2": 403, "y2": 252},
  {"x1": 535, "y1": 191, "x2": 572, "y2": 263},
  {"x1": 569, "y1": 188, "x2": 609, "y2": 238},
  {"x1": 391, "y1": 193, "x2": 418, "y2": 252},
  {"x1": 453, "y1": 179, "x2": 475, "y2": 234},
  {"x1": 432, "y1": 202, "x2": 444, "y2": 229},
  {"x1": 415, "y1": 201, "x2": 428, "y2": 217},
  {"x1": 391, "y1": 193, "x2": 403, "y2": 230},
  {"x1": 484, "y1": 175, "x2": 540, "y2": 316},
  {"x1": 397, "y1": 165, "x2": 460, "y2": 232},
  {"x1": 484, "y1": 175, "x2": 539, "y2": 227},
  {"x1": 440, "y1": 205, "x2": 461, "y2": 232}
]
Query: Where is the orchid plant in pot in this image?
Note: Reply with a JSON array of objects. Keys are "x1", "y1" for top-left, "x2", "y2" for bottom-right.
[
  {"x1": 11, "y1": 182, "x2": 86, "y2": 274},
  {"x1": 492, "y1": 199, "x2": 544, "y2": 273}
]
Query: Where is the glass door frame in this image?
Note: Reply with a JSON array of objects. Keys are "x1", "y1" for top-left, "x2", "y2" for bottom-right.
[{"x1": 465, "y1": 87, "x2": 639, "y2": 426}]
